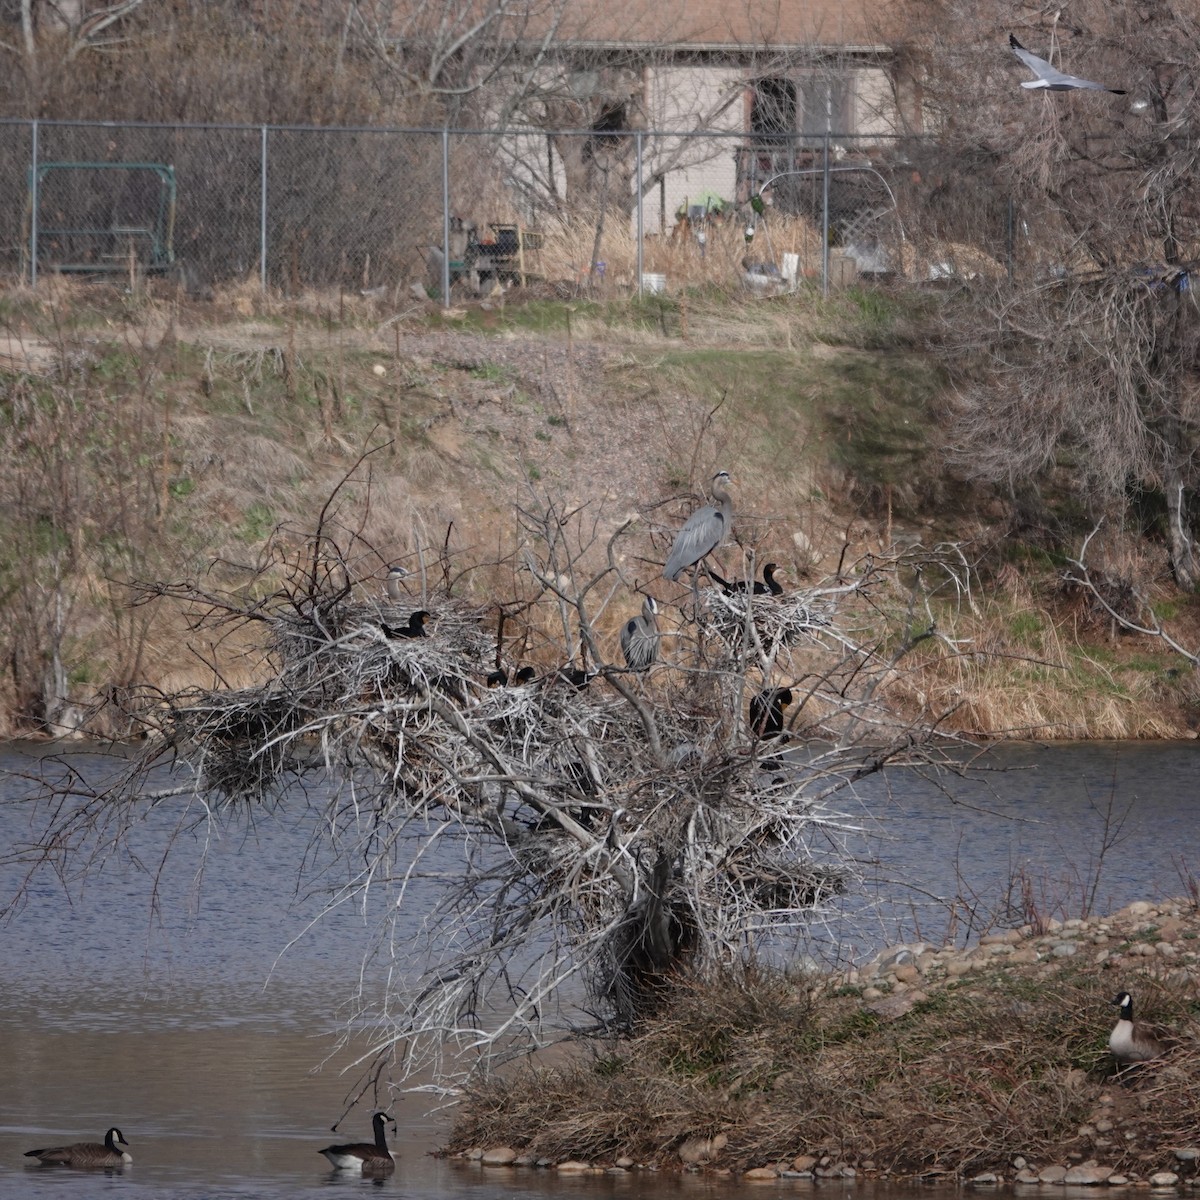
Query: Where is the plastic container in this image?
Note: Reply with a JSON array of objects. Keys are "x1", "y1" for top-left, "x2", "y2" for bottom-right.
[{"x1": 641, "y1": 272, "x2": 666, "y2": 294}]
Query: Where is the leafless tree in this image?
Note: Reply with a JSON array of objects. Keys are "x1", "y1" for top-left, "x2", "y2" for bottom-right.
[
  {"x1": 0, "y1": 460, "x2": 966, "y2": 1101},
  {"x1": 891, "y1": 0, "x2": 1200, "y2": 584}
]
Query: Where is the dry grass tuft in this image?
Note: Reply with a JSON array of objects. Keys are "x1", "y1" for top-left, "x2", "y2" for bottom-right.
[{"x1": 447, "y1": 960, "x2": 1200, "y2": 1177}]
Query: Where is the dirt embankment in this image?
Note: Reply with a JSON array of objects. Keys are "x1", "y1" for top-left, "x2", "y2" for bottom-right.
[
  {"x1": 2, "y1": 283, "x2": 1199, "y2": 741},
  {"x1": 445, "y1": 898, "x2": 1200, "y2": 1187}
]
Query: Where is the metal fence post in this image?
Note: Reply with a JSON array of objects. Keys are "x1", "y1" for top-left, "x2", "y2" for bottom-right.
[
  {"x1": 441, "y1": 128, "x2": 451, "y2": 307},
  {"x1": 635, "y1": 130, "x2": 644, "y2": 296},
  {"x1": 260, "y1": 124, "x2": 268, "y2": 293},
  {"x1": 821, "y1": 129, "x2": 831, "y2": 300},
  {"x1": 29, "y1": 119, "x2": 39, "y2": 288}
]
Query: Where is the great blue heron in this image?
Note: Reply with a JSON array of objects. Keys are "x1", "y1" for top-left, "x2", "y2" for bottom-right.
[
  {"x1": 710, "y1": 562, "x2": 784, "y2": 596},
  {"x1": 318, "y1": 1112, "x2": 396, "y2": 1173},
  {"x1": 381, "y1": 610, "x2": 429, "y2": 639},
  {"x1": 620, "y1": 595, "x2": 660, "y2": 671},
  {"x1": 1009, "y1": 34, "x2": 1125, "y2": 93},
  {"x1": 663, "y1": 471, "x2": 733, "y2": 582},
  {"x1": 749, "y1": 686, "x2": 793, "y2": 738},
  {"x1": 24, "y1": 1128, "x2": 132, "y2": 1168},
  {"x1": 384, "y1": 564, "x2": 409, "y2": 602}
]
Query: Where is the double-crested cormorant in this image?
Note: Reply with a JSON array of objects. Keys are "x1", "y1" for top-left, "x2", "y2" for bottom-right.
[
  {"x1": 749, "y1": 686, "x2": 793, "y2": 738},
  {"x1": 620, "y1": 596, "x2": 660, "y2": 671},
  {"x1": 381, "y1": 610, "x2": 429, "y2": 639},
  {"x1": 558, "y1": 665, "x2": 598, "y2": 688},
  {"x1": 24, "y1": 1128, "x2": 132, "y2": 1168},
  {"x1": 710, "y1": 562, "x2": 783, "y2": 596},
  {"x1": 318, "y1": 1112, "x2": 396, "y2": 1173},
  {"x1": 663, "y1": 471, "x2": 733, "y2": 582}
]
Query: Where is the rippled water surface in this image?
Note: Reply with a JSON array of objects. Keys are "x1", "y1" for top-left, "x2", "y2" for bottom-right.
[{"x1": 1, "y1": 739, "x2": 1199, "y2": 1198}]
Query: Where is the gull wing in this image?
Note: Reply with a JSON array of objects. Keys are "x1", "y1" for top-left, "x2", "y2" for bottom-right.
[{"x1": 1009, "y1": 33, "x2": 1125, "y2": 93}]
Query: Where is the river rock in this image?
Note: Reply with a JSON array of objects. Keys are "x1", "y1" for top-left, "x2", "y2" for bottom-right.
[
  {"x1": 1064, "y1": 1165, "x2": 1113, "y2": 1184},
  {"x1": 1015, "y1": 1169, "x2": 1041, "y2": 1184},
  {"x1": 615, "y1": 1155, "x2": 635, "y2": 1168},
  {"x1": 970, "y1": 1172, "x2": 1000, "y2": 1184},
  {"x1": 1039, "y1": 1165, "x2": 1068, "y2": 1183},
  {"x1": 482, "y1": 1147, "x2": 518, "y2": 1165},
  {"x1": 793, "y1": 1154, "x2": 818, "y2": 1172},
  {"x1": 1149, "y1": 1172, "x2": 1180, "y2": 1187},
  {"x1": 462, "y1": 1147, "x2": 484, "y2": 1160},
  {"x1": 1173, "y1": 1148, "x2": 1200, "y2": 1162},
  {"x1": 556, "y1": 1160, "x2": 593, "y2": 1172},
  {"x1": 744, "y1": 1166, "x2": 781, "y2": 1179}
]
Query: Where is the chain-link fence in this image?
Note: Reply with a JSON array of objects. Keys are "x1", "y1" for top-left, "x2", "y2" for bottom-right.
[{"x1": 0, "y1": 118, "x2": 1022, "y2": 299}]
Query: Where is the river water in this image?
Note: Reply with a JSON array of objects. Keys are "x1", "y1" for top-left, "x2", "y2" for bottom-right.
[{"x1": 1, "y1": 739, "x2": 1197, "y2": 1198}]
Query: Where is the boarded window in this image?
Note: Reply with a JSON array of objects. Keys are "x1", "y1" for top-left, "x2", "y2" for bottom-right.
[{"x1": 799, "y1": 74, "x2": 855, "y2": 137}]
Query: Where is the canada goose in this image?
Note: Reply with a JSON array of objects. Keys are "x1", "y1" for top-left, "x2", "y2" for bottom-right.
[
  {"x1": 381, "y1": 610, "x2": 430, "y2": 639},
  {"x1": 663, "y1": 471, "x2": 733, "y2": 582},
  {"x1": 319, "y1": 1111, "x2": 396, "y2": 1173},
  {"x1": 1110, "y1": 990, "x2": 1174, "y2": 1066},
  {"x1": 24, "y1": 1127, "x2": 132, "y2": 1168}
]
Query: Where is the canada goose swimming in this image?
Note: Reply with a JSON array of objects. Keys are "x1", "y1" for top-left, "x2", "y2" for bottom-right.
[
  {"x1": 381, "y1": 610, "x2": 430, "y2": 639},
  {"x1": 663, "y1": 471, "x2": 733, "y2": 582},
  {"x1": 620, "y1": 596, "x2": 660, "y2": 671},
  {"x1": 319, "y1": 1111, "x2": 396, "y2": 1173},
  {"x1": 24, "y1": 1127, "x2": 132, "y2": 1168},
  {"x1": 384, "y1": 564, "x2": 409, "y2": 602},
  {"x1": 749, "y1": 687, "x2": 794, "y2": 738},
  {"x1": 1110, "y1": 990, "x2": 1174, "y2": 1066}
]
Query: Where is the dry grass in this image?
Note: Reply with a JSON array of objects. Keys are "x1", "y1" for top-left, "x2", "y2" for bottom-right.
[{"x1": 446, "y1": 960, "x2": 1200, "y2": 1178}]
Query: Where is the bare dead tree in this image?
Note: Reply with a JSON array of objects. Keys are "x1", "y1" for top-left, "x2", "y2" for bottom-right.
[
  {"x1": 889, "y1": 0, "x2": 1200, "y2": 583},
  {"x1": 0, "y1": 465, "x2": 968, "y2": 1104}
]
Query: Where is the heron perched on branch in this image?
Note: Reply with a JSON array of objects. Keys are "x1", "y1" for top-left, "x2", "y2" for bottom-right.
[
  {"x1": 620, "y1": 595, "x2": 660, "y2": 671},
  {"x1": 663, "y1": 471, "x2": 733, "y2": 582}
]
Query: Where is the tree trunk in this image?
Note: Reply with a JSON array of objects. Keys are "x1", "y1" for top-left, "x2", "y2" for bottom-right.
[{"x1": 1166, "y1": 477, "x2": 1200, "y2": 591}]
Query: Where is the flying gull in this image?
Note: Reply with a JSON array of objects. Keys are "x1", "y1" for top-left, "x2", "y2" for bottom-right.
[{"x1": 1009, "y1": 34, "x2": 1125, "y2": 94}]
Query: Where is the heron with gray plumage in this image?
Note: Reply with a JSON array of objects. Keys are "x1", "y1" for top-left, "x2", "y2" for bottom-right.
[
  {"x1": 384, "y1": 564, "x2": 409, "y2": 602},
  {"x1": 620, "y1": 595, "x2": 660, "y2": 671},
  {"x1": 663, "y1": 471, "x2": 733, "y2": 582}
]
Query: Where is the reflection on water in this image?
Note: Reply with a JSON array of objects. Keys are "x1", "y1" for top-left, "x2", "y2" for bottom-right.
[{"x1": 2, "y1": 740, "x2": 1200, "y2": 1197}]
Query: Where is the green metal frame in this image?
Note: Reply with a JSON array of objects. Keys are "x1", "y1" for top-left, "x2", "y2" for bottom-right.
[{"x1": 27, "y1": 162, "x2": 177, "y2": 274}]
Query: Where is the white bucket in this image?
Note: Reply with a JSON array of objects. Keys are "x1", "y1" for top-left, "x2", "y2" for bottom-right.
[
  {"x1": 641, "y1": 272, "x2": 666, "y2": 295},
  {"x1": 781, "y1": 253, "x2": 800, "y2": 284}
]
